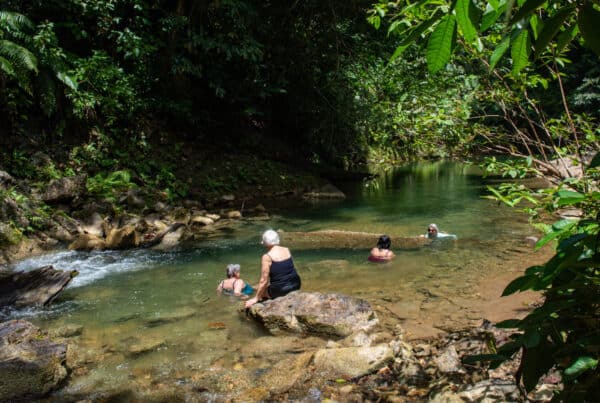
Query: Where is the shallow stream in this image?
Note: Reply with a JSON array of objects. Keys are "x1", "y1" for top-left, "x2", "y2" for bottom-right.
[{"x1": 5, "y1": 162, "x2": 543, "y2": 398}]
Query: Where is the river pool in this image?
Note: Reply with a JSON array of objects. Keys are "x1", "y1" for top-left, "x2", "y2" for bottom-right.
[{"x1": 4, "y1": 162, "x2": 544, "y2": 399}]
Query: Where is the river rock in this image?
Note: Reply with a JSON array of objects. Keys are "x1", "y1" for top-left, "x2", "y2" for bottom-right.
[
  {"x1": 255, "y1": 352, "x2": 314, "y2": 394},
  {"x1": 0, "y1": 265, "x2": 78, "y2": 308},
  {"x1": 68, "y1": 233, "x2": 107, "y2": 251},
  {"x1": 313, "y1": 344, "x2": 394, "y2": 378},
  {"x1": 227, "y1": 210, "x2": 242, "y2": 219},
  {"x1": 0, "y1": 320, "x2": 68, "y2": 400},
  {"x1": 247, "y1": 291, "x2": 379, "y2": 337},
  {"x1": 191, "y1": 215, "x2": 214, "y2": 226},
  {"x1": 206, "y1": 213, "x2": 220, "y2": 221},
  {"x1": 42, "y1": 175, "x2": 86, "y2": 203},
  {"x1": 0, "y1": 170, "x2": 15, "y2": 188},
  {"x1": 430, "y1": 379, "x2": 521, "y2": 402},
  {"x1": 105, "y1": 225, "x2": 140, "y2": 249}
]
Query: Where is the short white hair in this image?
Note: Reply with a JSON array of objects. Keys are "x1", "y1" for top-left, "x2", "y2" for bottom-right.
[
  {"x1": 262, "y1": 229, "x2": 280, "y2": 246},
  {"x1": 226, "y1": 264, "x2": 240, "y2": 277}
]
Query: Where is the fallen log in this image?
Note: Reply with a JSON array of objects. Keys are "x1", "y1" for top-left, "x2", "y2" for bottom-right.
[
  {"x1": 0, "y1": 265, "x2": 78, "y2": 308},
  {"x1": 277, "y1": 230, "x2": 430, "y2": 250}
]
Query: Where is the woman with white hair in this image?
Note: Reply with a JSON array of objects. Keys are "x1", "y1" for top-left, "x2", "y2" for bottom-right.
[
  {"x1": 422, "y1": 223, "x2": 457, "y2": 240},
  {"x1": 217, "y1": 264, "x2": 254, "y2": 298},
  {"x1": 244, "y1": 229, "x2": 301, "y2": 308}
]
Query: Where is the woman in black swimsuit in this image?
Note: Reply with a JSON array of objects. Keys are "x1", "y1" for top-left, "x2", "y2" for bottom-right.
[{"x1": 244, "y1": 229, "x2": 301, "y2": 308}]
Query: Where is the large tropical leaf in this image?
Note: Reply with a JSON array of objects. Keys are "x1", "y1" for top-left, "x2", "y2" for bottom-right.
[
  {"x1": 578, "y1": 2, "x2": 600, "y2": 57},
  {"x1": 390, "y1": 11, "x2": 443, "y2": 63},
  {"x1": 509, "y1": 0, "x2": 547, "y2": 25},
  {"x1": 481, "y1": 0, "x2": 507, "y2": 32},
  {"x1": 426, "y1": 14, "x2": 457, "y2": 73},
  {"x1": 510, "y1": 28, "x2": 531, "y2": 75},
  {"x1": 456, "y1": 0, "x2": 480, "y2": 42}
]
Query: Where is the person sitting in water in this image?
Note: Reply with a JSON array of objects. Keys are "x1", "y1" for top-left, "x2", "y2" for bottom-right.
[
  {"x1": 244, "y1": 229, "x2": 301, "y2": 308},
  {"x1": 368, "y1": 235, "x2": 395, "y2": 262},
  {"x1": 217, "y1": 264, "x2": 254, "y2": 298},
  {"x1": 421, "y1": 223, "x2": 457, "y2": 240}
]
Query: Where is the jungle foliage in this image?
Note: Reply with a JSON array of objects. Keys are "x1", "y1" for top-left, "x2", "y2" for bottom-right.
[{"x1": 370, "y1": 0, "x2": 600, "y2": 399}]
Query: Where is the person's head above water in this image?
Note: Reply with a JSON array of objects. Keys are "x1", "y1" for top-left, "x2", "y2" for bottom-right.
[
  {"x1": 427, "y1": 223, "x2": 439, "y2": 238},
  {"x1": 226, "y1": 263, "x2": 241, "y2": 278},
  {"x1": 376, "y1": 235, "x2": 391, "y2": 250},
  {"x1": 261, "y1": 229, "x2": 280, "y2": 246}
]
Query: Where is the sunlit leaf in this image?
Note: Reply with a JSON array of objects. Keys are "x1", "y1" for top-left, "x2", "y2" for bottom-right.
[
  {"x1": 564, "y1": 356, "x2": 598, "y2": 379},
  {"x1": 556, "y1": 190, "x2": 585, "y2": 206},
  {"x1": 490, "y1": 35, "x2": 510, "y2": 69},
  {"x1": 555, "y1": 24, "x2": 578, "y2": 54},
  {"x1": 456, "y1": 0, "x2": 480, "y2": 42},
  {"x1": 426, "y1": 15, "x2": 457, "y2": 73},
  {"x1": 511, "y1": 29, "x2": 531, "y2": 75},
  {"x1": 481, "y1": 1, "x2": 507, "y2": 31}
]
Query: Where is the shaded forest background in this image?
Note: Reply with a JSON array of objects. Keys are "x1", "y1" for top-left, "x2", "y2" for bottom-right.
[{"x1": 0, "y1": 0, "x2": 598, "y2": 197}]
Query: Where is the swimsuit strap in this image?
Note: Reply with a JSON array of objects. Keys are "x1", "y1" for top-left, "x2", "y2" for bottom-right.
[
  {"x1": 232, "y1": 279, "x2": 240, "y2": 290},
  {"x1": 219, "y1": 280, "x2": 224, "y2": 289}
]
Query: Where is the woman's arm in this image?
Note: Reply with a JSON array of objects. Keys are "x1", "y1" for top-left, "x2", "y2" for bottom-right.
[{"x1": 244, "y1": 254, "x2": 271, "y2": 308}]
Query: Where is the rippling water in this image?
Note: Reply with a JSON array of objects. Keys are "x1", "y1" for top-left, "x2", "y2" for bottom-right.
[{"x1": 5, "y1": 162, "x2": 541, "y2": 397}]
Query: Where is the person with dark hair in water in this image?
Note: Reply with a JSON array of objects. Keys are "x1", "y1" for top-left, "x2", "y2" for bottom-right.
[
  {"x1": 244, "y1": 229, "x2": 301, "y2": 308},
  {"x1": 217, "y1": 264, "x2": 254, "y2": 298},
  {"x1": 368, "y1": 235, "x2": 395, "y2": 262}
]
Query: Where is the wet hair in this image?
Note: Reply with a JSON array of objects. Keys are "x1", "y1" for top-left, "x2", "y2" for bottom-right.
[
  {"x1": 262, "y1": 229, "x2": 280, "y2": 246},
  {"x1": 427, "y1": 223, "x2": 439, "y2": 239},
  {"x1": 226, "y1": 263, "x2": 241, "y2": 278},
  {"x1": 377, "y1": 235, "x2": 391, "y2": 250}
]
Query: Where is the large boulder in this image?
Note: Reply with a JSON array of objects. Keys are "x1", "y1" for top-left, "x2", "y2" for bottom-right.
[
  {"x1": 0, "y1": 265, "x2": 78, "y2": 308},
  {"x1": 41, "y1": 175, "x2": 86, "y2": 203},
  {"x1": 0, "y1": 320, "x2": 68, "y2": 400},
  {"x1": 247, "y1": 291, "x2": 379, "y2": 338},
  {"x1": 303, "y1": 184, "x2": 346, "y2": 199}
]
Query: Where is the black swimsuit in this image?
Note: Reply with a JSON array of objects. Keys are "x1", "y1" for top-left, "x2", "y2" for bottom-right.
[{"x1": 267, "y1": 255, "x2": 301, "y2": 298}]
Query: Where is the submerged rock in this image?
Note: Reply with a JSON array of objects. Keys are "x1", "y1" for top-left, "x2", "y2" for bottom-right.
[
  {"x1": 247, "y1": 291, "x2": 379, "y2": 337},
  {"x1": 0, "y1": 320, "x2": 68, "y2": 400}
]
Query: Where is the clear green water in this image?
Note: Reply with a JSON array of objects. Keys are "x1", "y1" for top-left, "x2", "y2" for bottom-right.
[{"x1": 6, "y1": 162, "x2": 537, "y2": 395}]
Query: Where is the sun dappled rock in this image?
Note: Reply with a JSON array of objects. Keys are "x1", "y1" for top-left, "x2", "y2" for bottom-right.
[
  {"x1": 247, "y1": 291, "x2": 379, "y2": 337},
  {"x1": 313, "y1": 344, "x2": 394, "y2": 378},
  {"x1": 42, "y1": 175, "x2": 86, "y2": 203}
]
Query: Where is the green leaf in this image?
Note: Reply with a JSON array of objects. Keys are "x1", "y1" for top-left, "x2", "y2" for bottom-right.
[
  {"x1": 520, "y1": 330, "x2": 541, "y2": 348},
  {"x1": 481, "y1": 1, "x2": 507, "y2": 31},
  {"x1": 564, "y1": 356, "x2": 598, "y2": 380},
  {"x1": 522, "y1": 344, "x2": 556, "y2": 392},
  {"x1": 578, "y1": 2, "x2": 600, "y2": 56},
  {"x1": 56, "y1": 71, "x2": 78, "y2": 90},
  {"x1": 552, "y1": 219, "x2": 576, "y2": 230},
  {"x1": 556, "y1": 24, "x2": 578, "y2": 54},
  {"x1": 427, "y1": 15, "x2": 457, "y2": 73},
  {"x1": 490, "y1": 35, "x2": 510, "y2": 69},
  {"x1": 556, "y1": 190, "x2": 585, "y2": 206},
  {"x1": 456, "y1": 0, "x2": 480, "y2": 42},
  {"x1": 391, "y1": 11, "x2": 443, "y2": 63},
  {"x1": 511, "y1": 28, "x2": 531, "y2": 75},
  {"x1": 533, "y1": 6, "x2": 576, "y2": 59},
  {"x1": 510, "y1": 0, "x2": 547, "y2": 25}
]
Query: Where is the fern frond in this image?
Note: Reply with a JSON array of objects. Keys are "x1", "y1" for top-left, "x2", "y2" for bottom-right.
[
  {"x1": 0, "y1": 11, "x2": 34, "y2": 32},
  {"x1": 0, "y1": 39, "x2": 38, "y2": 73}
]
